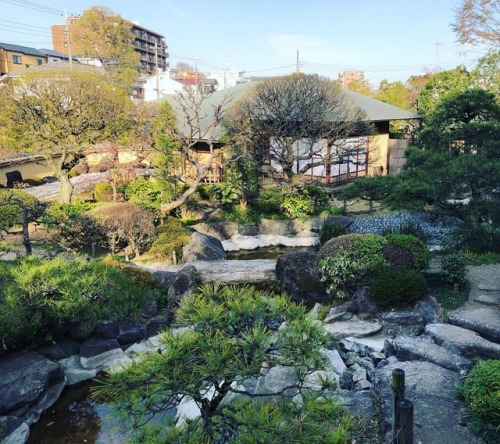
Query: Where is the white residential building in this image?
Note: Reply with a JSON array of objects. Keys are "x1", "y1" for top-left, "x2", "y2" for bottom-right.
[
  {"x1": 207, "y1": 69, "x2": 246, "y2": 90},
  {"x1": 143, "y1": 70, "x2": 184, "y2": 101}
]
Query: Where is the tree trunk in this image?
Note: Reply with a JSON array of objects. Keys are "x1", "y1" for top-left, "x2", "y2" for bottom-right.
[{"x1": 59, "y1": 172, "x2": 74, "y2": 204}]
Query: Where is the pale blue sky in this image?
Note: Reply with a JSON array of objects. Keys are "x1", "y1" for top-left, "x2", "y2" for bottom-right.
[{"x1": 0, "y1": 0, "x2": 490, "y2": 86}]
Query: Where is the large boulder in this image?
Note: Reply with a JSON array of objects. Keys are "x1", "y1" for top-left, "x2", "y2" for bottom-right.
[
  {"x1": 372, "y1": 361, "x2": 482, "y2": 443},
  {"x1": 182, "y1": 232, "x2": 226, "y2": 262},
  {"x1": 0, "y1": 351, "x2": 66, "y2": 425},
  {"x1": 259, "y1": 219, "x2": 294, "y2": 236},
  {"x1": 191, "y1": 222, "x2": 239, "y2": 241},
  {"x1": 380, "y1": 311, "x2": 425, "y2": 337},
  {"x1": 275, "y1": 252, "x2": 328, "y2": 303}
]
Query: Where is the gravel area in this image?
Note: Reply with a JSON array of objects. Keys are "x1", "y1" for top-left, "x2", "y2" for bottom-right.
[{"x1": 347, "y1": 210, "x2": 462, "y2": 246}]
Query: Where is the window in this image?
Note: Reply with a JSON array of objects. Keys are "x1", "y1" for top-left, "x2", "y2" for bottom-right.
[
  {"x1": 12, "y1": 55, "x2": 22, "y2": 64},
  {"x1": 36, "y1": 59, "x2": 43, "y2": 65}
]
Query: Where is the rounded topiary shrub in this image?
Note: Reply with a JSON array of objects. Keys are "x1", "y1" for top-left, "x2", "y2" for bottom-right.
[
  {"x1": 369, "y1": 269, "x2": 428, "y2": 308},
  {"x1": 461, "y1": 360, "x2": 500, "y2": 427},
  {"x1": 93, "y1": 182, "x2": 114, "y2": 202},
  {"x1": 148, "y1": 217, "x2": 191, "y2": 262},
  {"x1": 383, "y1": 234, "x2": 430, "y2": 270},
  {"x1": 318, "y1": 233, "x2": 387, "y2": 298}
]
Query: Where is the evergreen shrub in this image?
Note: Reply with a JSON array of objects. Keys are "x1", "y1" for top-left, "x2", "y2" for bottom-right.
[
  {"x1": 460, "y1": 360, "x2": 500, "y2": 428},
  {"x1": 148, "y1": 217, "x2": 191, "y2": 262},
  {"x1": 369, "y1": 269, "x2": 428, "y2": 308}
]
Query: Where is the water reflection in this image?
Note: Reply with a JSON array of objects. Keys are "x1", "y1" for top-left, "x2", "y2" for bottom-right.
[{"x1": 28, "y1": 382, "x2": 130, "y2": 444}]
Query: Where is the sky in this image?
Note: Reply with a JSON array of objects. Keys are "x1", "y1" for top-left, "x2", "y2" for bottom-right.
[{"x1": 0, "y1": 0, "x2": 491, "y2": 87}]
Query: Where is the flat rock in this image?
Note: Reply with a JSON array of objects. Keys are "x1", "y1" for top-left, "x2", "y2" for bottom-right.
[
  {"x1": 477, "y1": 284, "x2": 500, "y2": 291},
  {"x1": 448, "y1": 307, "x2": 500, "y2": 343},
  {"x1": 222, "y1": 233, "x2": 319, "y2": 251},
  {"x1": 185, "y1": 259, "x2": 277, "y2": 284},
  {"x1": 425, "y1": 323, "x2": 500, "y2": 360},
  {"x1": 343, "y1": 335, "x2": 388, "y2": 353},
  {"x1": 394, "y1": 335, "x2": 472, "y2": 372},
  {"x1": 372, "y1": 361, "x2": 482, "y2": 444},
  {"x1": 323, "y1": 318, "x2": 382, "y2": 339},
  {"x1": 473, "y1": 293, "x2": 500, "y2": 306}
]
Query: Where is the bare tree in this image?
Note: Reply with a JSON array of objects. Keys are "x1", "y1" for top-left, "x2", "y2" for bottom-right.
[
  {"x1": 155, "y1": 89, "x2": 233, "y2": 214},
  {"x1": 452, "y1": 0, "x2": 500, "y2": 47},
  {"x1": 225, "y1": 74, "x2": 372, "y2": 180}
]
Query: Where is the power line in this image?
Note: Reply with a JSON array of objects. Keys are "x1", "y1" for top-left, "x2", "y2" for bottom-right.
[{"x1": 0, "y1": 0, "x2": 63, "y2": 15}]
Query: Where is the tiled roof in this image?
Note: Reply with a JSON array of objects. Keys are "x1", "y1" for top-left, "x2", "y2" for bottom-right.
[
  {"x1": 0, "y1": 43, "x2": 45, "y2": 57},
  {"x1": 159, "y1": 81, "x2": 420, "y2": 141}
]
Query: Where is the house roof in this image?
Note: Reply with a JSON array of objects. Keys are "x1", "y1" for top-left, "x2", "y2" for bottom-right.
[
  {"x1": 38, "y1": 48, "x2": 69, "y2": 59},
  {"x1": 159, "y1": 80, "x2": 420, "y2": 141},
  {"x1": 2, "y1": 60, "x2": 103, "y2": 79},
  {"x1": 0, "y1": 43, "x2": 45, "y2": 57}
]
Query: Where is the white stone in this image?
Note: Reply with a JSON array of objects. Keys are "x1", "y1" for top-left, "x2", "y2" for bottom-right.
[
  {"x1": 58, "y1": 355, "x2": 98, "y2": 385},
  {"x1": 222, "y1": 234, "x2": 318, "y2": 252},
  {"x1": 323, "y1": 318, "x2": 383, "y2": 339},
  {"x1": 344, "y1": 335, "x2": 388, "y2": 353},
  {"x1": 104, "y1": 355, "x2": 133, "y2": 373},
  {"x1": 80, "y1": 348, "x2": 124, "y2": 370},
  {"x1": 176, "y1": 396, "x2": 201, "y2": 424},
  {"x1": 323, "y1": 349, "x2": 347, "y2": 375},
  {"x1": 303, "y1": 370, "x2": 339, "y2": 391},
  {"x1": 125, "y1": 342, "x2": 155, "y2": 358},
  {"x1": 255, "y1": 365, "x2": 299, "y2": 397}
]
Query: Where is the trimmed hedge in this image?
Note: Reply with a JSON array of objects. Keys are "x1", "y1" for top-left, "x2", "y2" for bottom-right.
[{"x1": 369, "y1": 269, "x2": 428, "y2": 308}]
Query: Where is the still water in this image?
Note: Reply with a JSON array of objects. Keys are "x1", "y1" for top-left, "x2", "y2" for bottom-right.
[{"x1": 28, "y1": 382, "x2": 130, "y2": 444}]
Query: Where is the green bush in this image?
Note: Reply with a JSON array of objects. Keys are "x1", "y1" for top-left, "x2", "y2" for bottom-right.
[
  {"x1": 442, "y1": 253, "x2": 467, "y2": 286},
  {"x1": 124, "y1": 177, "x2": 177, "y2": 214},
  {"x1": 318, "y1": 234, "x2": 388, "y2": 298},
  {"x1": 148, "y1": 217, "x2": 191, "y2": 262},
  {"x1": 0, "y1": 256, "x2": 162, "y2": 351},
  {"x1": 384, "y1": 234, "x2": 430, "y2": 270},
  {"x1": 460, "y1": 360, "x2": 500, "y2": 428},
  {"x1": 207, "y1": 182, "x2": 241, "y2": 206},
  {"x1": 0, "y1": 189, "x2": 44, "y2": 228},
  {"x1": 369, "y1": 269, "x2": 428, "y2": 308},
  {"x1": 93, "y1": 182, "x2": 114, "y2": 202},
  {"x1": 319, "y1": 216, "x2": 347, "y2": 245}
]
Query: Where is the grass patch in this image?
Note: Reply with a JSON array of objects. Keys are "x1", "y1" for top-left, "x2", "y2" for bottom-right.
[
  {"x1": 464, "y1": 250, "x2": 500, "y2": 266},
  {"x1": 425, "y1": 272, "x2": 469, "y2": 311}
]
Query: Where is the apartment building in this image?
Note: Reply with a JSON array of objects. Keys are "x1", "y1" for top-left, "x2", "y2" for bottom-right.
[
  {"x1": 338, "y1": 70, "x2": 365, "y2": 87},
  {"x1": 52, "y1": 18, "x2": 168, "y2": 74},
  {"x1": 0, "y1": 43, "x2": 47, "y2": 76}
]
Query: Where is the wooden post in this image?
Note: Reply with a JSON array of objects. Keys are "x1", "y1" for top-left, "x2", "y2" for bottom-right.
[
  {"x1": 398, "y1": 399, "x2": 414, "y2": 444},
  {"x1": 392, "y1": 369, "x2": 405, "y2": 442}
]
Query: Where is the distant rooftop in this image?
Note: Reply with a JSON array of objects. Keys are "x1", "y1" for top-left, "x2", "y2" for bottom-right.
[{"x1": 0, "y1": 43, "x2": 45, "y2": 57}]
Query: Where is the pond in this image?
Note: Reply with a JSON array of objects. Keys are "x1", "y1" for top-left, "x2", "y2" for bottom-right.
[{"x1": 28, "y1": 380, "x2": 175, "y2": 444}]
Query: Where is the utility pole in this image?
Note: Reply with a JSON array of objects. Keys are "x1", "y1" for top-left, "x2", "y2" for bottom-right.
[
  {"x1": 434, "y1": 41, "x2": 443, "y2": 72},
  {"x1": 64, "y1": 7, "x2": 73, "y2": 69},
  {"x1": 296, "y1": 49, "x2": 300, "y2": 73}
]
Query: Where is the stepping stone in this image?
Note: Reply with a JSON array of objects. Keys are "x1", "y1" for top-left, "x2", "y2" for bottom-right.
[
  {"x1": 477, "y1": 284, "x2": 500, "y2": 291},
  {"x1": 394, "y1": 335, "x2": 472, "y2": 372},
  {"x1": 474, "y1": 293, "x2": 500, "y2": 307},
  {"x1": 448, "y1": 307, "x2": 500, "y2": 343},
  {"x1": 372, "y1": 361, "x2": 482, "y2": 444},
  {"x1": 425, "y1": 323, "x2": 500, "y2": 360},
  {"x1": 323, "y1": 318, "x2": 382, "y2": 339}
]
